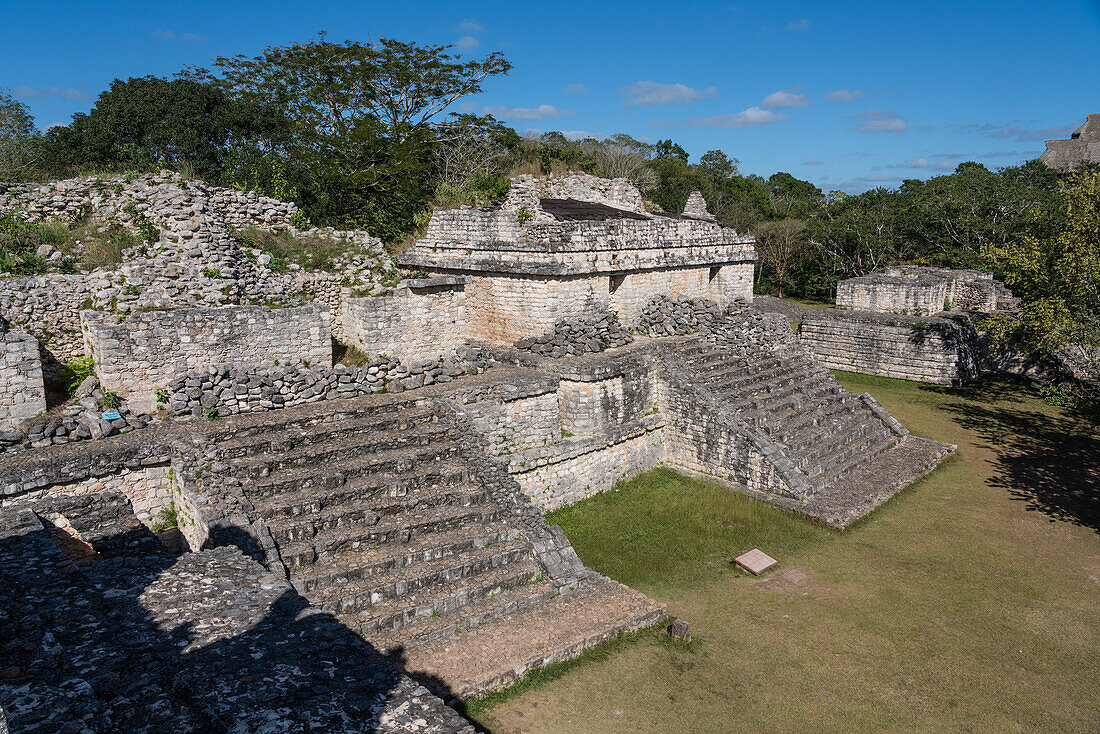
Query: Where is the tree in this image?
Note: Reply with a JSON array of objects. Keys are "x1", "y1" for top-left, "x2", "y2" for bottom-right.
[
  {"x1": 754, "y1": 218, "x2": 809, "y2": 297},
  {"x1": 653, "y1": 139, "x2": 688, "y2": 163},
  {"x1": 188, "y1": 34, "x2": 511, "y2": 236},
  {"x1": 983, "y1": 170, "x2": 1100, "y2": 356},
  {"x1": 698, "y1": 150, "x2": 738, "y2": 182},
  {"x1": 39, "y1": 77, "x2": 283, "y2": 179},
  {"x1": 766, "y1": 172, "x2": 823, "y2": 218},
  {"x1": 0, "y1": 90, "x2": 36, "y2": 179}
]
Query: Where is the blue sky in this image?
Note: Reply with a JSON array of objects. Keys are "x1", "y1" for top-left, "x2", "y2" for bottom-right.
[{"x1": 3, "y1": 0, "x2": 1099, "y2": 192}]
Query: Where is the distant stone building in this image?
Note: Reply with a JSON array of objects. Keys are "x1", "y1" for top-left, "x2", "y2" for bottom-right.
[
  {"x1": 1039, "y1": 114, "x2": 1100, "y2": 170},
  {"x1": 400, "y1": 174, "x2": 756, "y2": 343},
  {"x1": 799, "y1": 266, "x2": 1018, "y2": 385}
]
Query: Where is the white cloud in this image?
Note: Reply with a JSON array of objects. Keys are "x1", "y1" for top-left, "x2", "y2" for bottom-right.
[
  {"x1": 622, "y1": 81, "x2": 718, "y2": 106},
  {"x1": 455, "y1": 35, "x2": 480, "y2": 52},
  {"x1": 848, "y1": 110, "x2": 908, "y2": 133},
  {"x1": 13, "y1": 86, "x2": 90, "y2": 101},
  {"x1": 761, "y1": 88, "x2": 810, "y2": 109},
  {"x1": 890, "y1": 157, "x2": 958, "y2": 170},
  {"x1": 823, "y1": 89, "x2": 864, "y2": 102},
  {"x1": 153, "y1": 29, "x2": 206, "y2": 41},
  {"x1": 788, "y1": 18, "x2": 810, "y2": 31},
  {"x1": 684, "y1": 106, "x2": 787, "y2": 128},
  {"x1": 563, "y1": 83, "x2": 588, "y2": 95},
  {"x1": 458, "y1": 19, "x2": 483, "y2": 33},
  {"x1": 483, "y1": 104, "x2": 574, "y2": 121}
]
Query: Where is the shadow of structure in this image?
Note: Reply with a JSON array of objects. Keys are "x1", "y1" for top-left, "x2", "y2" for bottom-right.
[
  {"x1": 941, "y1": 398, "x2": 1100, "y2": 532},
  {"x1": 0, "y1": 501, "x2": 474, "y2": 733}
]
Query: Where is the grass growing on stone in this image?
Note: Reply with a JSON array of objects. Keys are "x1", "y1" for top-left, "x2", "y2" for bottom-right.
[
  {"x1": 468, "y1": 374, "x2": 1100, "y2": 733},
  {"x1": 235, "y1": 226, "x2": 375, "y2": 273}
]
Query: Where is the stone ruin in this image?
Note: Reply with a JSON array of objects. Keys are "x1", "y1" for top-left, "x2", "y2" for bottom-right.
[
  {"x1": 0, "y1": 172, "x2": 957, "y2": 731},
  {"x1": 794, "y1": 265, "x2": 1019, "y2": 385},
  {"x1": 1039, "y1": 113, "x2": 1100, "y2": 170}
]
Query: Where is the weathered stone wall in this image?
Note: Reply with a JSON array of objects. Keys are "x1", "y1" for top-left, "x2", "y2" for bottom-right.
[
  {"x1": 609, "y1": 264, "x2": 752, "y2": 325},
  {"x1": 0, "y1": 330, "x2": 46, "y2": 431},
  {"x1": 557, "y1": 363, "x2": 656, "y2": 435},
  {"x1": 82, "y1": 304, "x2": 332, "y2": 410},
  {"x1": 0, "y1": 172, "x2": 387, "y2": 370},
  {"x1": 512, "y1": 425, "x2": 666, "y2": 511},
  {"x1": 837, "y1": 274, "x2": 949, "y2": 316},
  {"x1": 0, "y1": 465, "x2": 172, "y2": 527},
  {"x1": 464, "y1": 273, "x2": 609, "y2": 342},
  {"x1": 799, "y1": 310, "x2": 981, "y2": 385},
  {"x1": 341, "y1": 277, "x2": 468, "y2": 362}
]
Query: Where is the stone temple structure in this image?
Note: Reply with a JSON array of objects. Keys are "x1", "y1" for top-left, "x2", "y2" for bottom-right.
[
  {"x1": 399, "y1": 173, "x2": 756, "y2": 342},
  {"x1": 1039, "y1": 114, "x2": 1100, "y2": 170},
  {"x1": 0, "y1": 172, "x2": 956, "y2": 731},
  {"x1": 797, "y1": 266, "x2": 1018, "y2": 385}
]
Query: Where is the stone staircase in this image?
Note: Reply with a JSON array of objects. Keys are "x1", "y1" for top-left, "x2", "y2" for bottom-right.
[
  {"x1": 676, "y1": 336, "x2": 901, "y2": 491},
  {"x1": 211, "y1": 392, "x2": 664, "y2": 695}
]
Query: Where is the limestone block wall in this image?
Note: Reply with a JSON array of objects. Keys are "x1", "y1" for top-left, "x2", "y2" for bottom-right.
[
  {"x1": 0, "y1": 275, "x2": 92, "y2": 374},
  {"x1": 799, "y1": 311, "x2": 981, "y2": 385},
  {"x1": 608, "y1": 264, "x2": 753, "y2": 326},
  {"x1": 340, "y1": 277, "x2": 467, "y2": 362},
  {"x1": 82, "y1": 304, "x2": 332, "y2": 410},
  {"x1": 557, "y1": 363, "x2": 656, "y2": 435},
  {"x1": 0, "y1": 331, "x2": 47, "y2": 431},
  {"x1": 0, "y1": 465, "x2": 173, "y2": 528},
  {"x1": 837, "y1": 276, "x2": 948, "y2": 316},
  {"x1": 511, "y1": 425, "x2": 666, "y2": 511},
  {"x1": 464, "y1": 273, "x2": 609, "y2": 343}
]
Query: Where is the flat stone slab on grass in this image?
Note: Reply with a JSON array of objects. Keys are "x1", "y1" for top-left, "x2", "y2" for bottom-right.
[{"x1": 735, "y1": 548, "x2": 779, "y2": 575}]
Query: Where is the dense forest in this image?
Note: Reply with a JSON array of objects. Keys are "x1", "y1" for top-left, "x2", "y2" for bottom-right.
[{"x1": 0, "y1": 34, "x2": 1096, "y2": 370}]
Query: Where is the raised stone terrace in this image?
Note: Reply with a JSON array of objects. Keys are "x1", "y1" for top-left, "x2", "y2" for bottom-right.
[{"x1": 799, "y1": 265, "x2": 1018, "y2": 385}]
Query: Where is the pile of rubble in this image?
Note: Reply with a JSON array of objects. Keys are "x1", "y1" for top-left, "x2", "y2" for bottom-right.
[
  {"x1": 0, "y1": 376, "x2": 152, "y2": 454},
  {"x1": 637, "y1": 295, "x2": 722, "y2": 337},
  {"x1": 514, "y1": 308, "x2": 632, "y2": 358},
  {"x1": 163, "y1": 345, "x2": 491, "y2": 418}
]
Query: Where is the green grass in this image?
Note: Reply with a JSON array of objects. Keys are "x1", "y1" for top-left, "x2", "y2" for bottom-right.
[
  {"x1": 546, "y1": 468, "x2": 834, "y2": 595},
  {"x1": 234, "y1": 225, "x2": 380, "y2": 273},
  {"x1": 470, "y1": 375, "x2": 1100, "y2": 733}
]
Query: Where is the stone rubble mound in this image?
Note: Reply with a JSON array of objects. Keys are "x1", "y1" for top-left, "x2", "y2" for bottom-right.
[
  {"x1": 513, "y1": 307, "x2": 633, "y2": 358},
  {"x1": 163, "y1": 345, "x2": 491, "y2": 418},
  {"x1": 0, "y1": 376, "x2": 152, "y2": 454},
  {"x1": 637, "y1": 295, "x2": 722, "y2": 336}
]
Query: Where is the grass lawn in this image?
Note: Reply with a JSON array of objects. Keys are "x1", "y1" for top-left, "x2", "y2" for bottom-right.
[{"x1": 464, "y1": 373, "x2": 1100, "y2": 733}]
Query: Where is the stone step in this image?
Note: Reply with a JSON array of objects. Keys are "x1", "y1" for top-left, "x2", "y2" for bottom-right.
[
  {"x1": 217, "y1": 406, "x2": 441, "y2": 460},
  {"x1": 802, "y1": 421, "x2": 896, "y2": 480},
  {"x1": 292, "y1": 524, "x2": 519, "y2": 595},
  {"x1": 303, "y1": 539, "x2": 535, "y2": 616},
  {"x1": 275, "y1": 503, "x2": 510, "y2": 568},
  {"x1": 702, "y1": 360, "x2": 810, "y2": 396},
  {"x1": 229, "y1": 425, "x2": 453, "y2": 479},
  {"x1": 390, "y1": 573, "x2": 667, "y2": 699},
  {"x1": 243, "y1": 443, "x2": 465, "y2": 499},
  {"x1": 266, "y1": 486, "x2": 497, "y2": 546},
  {"x1": 814, "y1": 429, "x2": 900, "y2": 489},
  {"x1": 781, "y1": 403, "x2": 870, "y2": 454},
  {"x1": 358, "y1": 561, "x2": 556, "y2": 649},
  {"x1": 253, "y1": 472, "x2": 485, "y2": 523},
  {"x1": 737, "y1": 373, "x2": 837, "y2": 416},
  {"x1": 772, "y1": 395, "x2": 856, "y2": 443}
]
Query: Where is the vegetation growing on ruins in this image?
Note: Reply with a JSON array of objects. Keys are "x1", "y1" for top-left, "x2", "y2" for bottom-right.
[
  {"x1": 1, "y1": 36, "x2": 1097, "y2": 360},
  {"x1": 469, "y1": 373, "x2": 1100, "y2": 732}
]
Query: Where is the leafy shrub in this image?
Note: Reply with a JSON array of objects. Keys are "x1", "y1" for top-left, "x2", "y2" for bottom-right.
[{"x1": 63, "y1": 356, "x2": 96, "y2": 395}]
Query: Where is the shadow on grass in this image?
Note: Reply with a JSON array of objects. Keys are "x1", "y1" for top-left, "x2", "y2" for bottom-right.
[
  {"x1": 918, "y1": 375, "x2": 1031, "y2": 405},
  {"x1": 941, "y1": 399, "x2": 1100, "y2": 531}
]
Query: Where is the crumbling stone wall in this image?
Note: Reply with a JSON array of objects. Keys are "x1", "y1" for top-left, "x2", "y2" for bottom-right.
[
  {"x1": 838, "y1": 266, "x2": 1017, "y2": 316},
  {"x1": 82, "y1": 304, "x2": 332, "y2": 410},
  {"x1": 464, "y1": 273, "x2": 608, "y2": 342},
  {"x1": 0, "y1": 172, "x2": 387, "y2": 371},
  {"x1": 341, "y1": 276, "x2": 468, "y2": 362},
  {"x1": 0, "y1": 330, "x2": 46, "y2": 431},
  {"x1": 608, "y1": 264, "x2": 752, "y2": 326},
  {"x1": 799, "y1": 310, "x2": 981, "y2": 385}
]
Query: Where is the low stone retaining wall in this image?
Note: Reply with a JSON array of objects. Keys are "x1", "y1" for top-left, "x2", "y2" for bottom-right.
[
  {"x1": 340, "y1": 276, "x2": 467, "y2": 363},
  {"x1": 0, "y1": 330, "x2": 46, "y2": 431},
  {"x1": 82, "y1": 304, "x2": 332, "y2": 411},
  {"x1": 799, "y1": 310, "x2": 981, "y2": 385}
]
